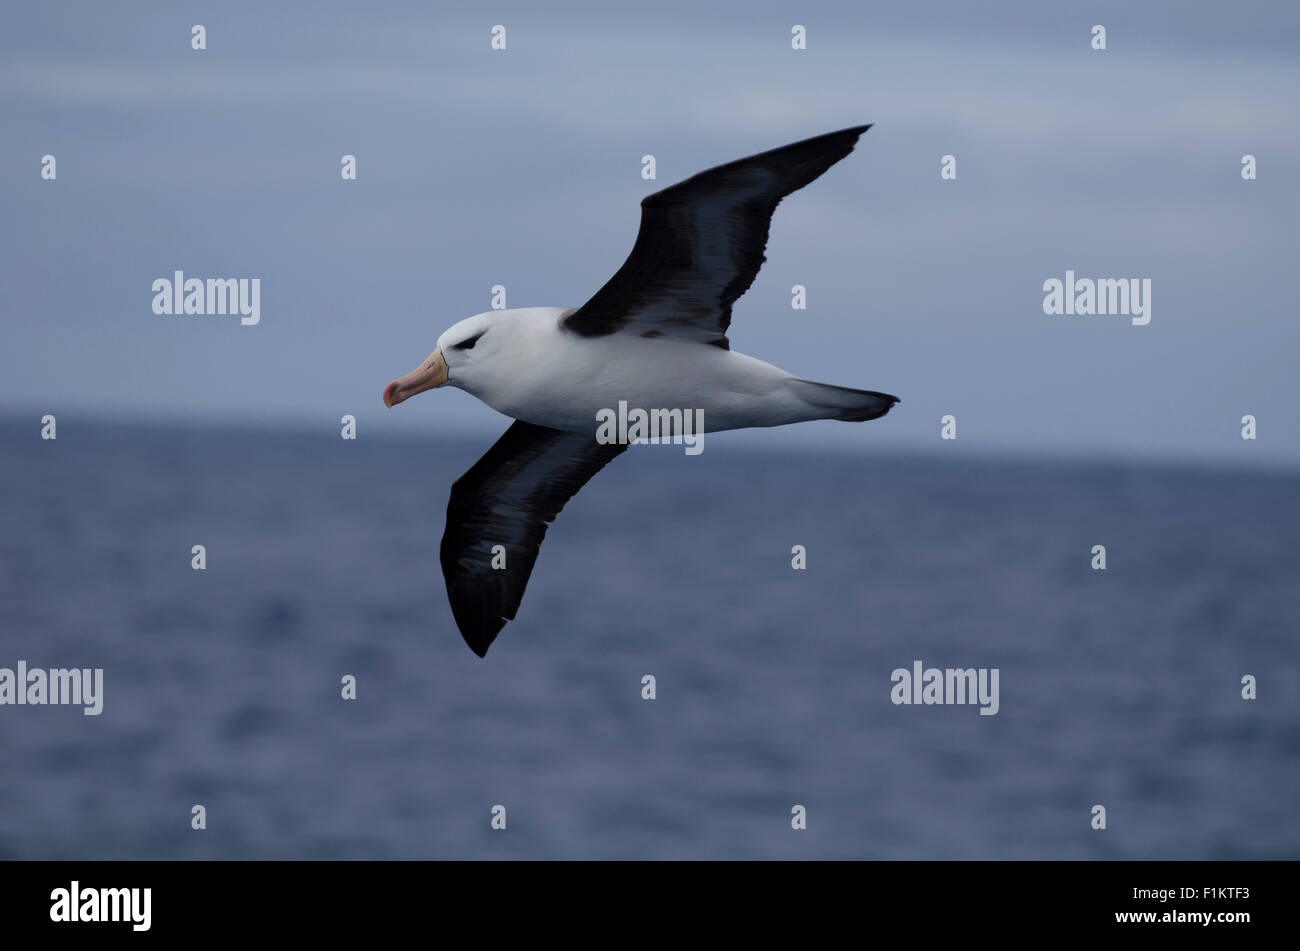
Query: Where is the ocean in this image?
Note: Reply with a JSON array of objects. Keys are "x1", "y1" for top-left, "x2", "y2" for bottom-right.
[{"x1": 1, "y1": 418, "x2": 1296, "y2": 859}]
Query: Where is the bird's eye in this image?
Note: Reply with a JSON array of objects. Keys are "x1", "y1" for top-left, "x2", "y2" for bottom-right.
[{"x1": 454, "y1": 332, "x2": 485, "y2": 351}]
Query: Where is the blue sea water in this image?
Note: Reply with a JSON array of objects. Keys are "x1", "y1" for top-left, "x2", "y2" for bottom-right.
[{"x1": 0, "y1": 418, "x2": 1296, "y2": 859}]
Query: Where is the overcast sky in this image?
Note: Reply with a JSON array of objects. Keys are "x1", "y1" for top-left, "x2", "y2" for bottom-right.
[{"x1": 3, "y1": 1, "x2": 1297, "y2": 466}]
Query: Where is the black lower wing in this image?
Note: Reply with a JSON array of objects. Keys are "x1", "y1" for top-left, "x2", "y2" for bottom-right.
[{"x1": 440, "y1": 420, "x2": 628, "y2": 656}]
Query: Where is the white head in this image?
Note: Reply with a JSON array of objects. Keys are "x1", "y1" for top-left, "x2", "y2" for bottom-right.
[{"x1": 382, "y1": 309, "x2": 538, "y2": 408}]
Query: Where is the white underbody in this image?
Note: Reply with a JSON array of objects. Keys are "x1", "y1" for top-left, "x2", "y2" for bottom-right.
[{"x1": 438, "y1": 307, "x2": 855, "y2": 435}]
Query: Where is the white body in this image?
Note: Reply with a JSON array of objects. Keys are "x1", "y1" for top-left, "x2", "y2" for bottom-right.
[{"x1": 437, "y1": 307, "x2": 840, "y2": 434}]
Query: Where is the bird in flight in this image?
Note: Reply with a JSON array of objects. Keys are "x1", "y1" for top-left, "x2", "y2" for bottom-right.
[{"x1": 383, "y1": 125, "x2": 897, "y2": 656}]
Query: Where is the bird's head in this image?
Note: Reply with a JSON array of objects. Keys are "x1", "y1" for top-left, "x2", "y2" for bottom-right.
[{"x1": 382, "y1": 312, "x2": 500, "y2": 408}]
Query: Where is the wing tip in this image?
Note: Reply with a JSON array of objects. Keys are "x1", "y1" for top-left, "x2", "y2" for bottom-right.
[
  {"x1": 444, "y1": 578, "x2": 510, "y2": 657},
  {"x1": 457, "y1": 614, "x2": 503, "y2": 657},
  {"x1": 638, "y1": 124, "x2": 873, "y2": 205},
  {"x1": 835, "y1": 123, "x2": 873, "y2": 148},
  {"x1": 823, "y1": 123, "x2": 872, "y2": 141}
]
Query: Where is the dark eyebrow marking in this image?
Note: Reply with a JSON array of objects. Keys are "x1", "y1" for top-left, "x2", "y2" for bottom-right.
[{"x1": 454, "y1": 332, "x2": 486, "y2": 350}]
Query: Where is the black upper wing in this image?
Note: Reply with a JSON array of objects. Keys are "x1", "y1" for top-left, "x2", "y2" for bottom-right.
[
  {"x1": 561, "y1": 125, "x2": 871, "y2": 349},
  {"x1": 440, "y1": 420, "x2": 627, "y2": 656}
]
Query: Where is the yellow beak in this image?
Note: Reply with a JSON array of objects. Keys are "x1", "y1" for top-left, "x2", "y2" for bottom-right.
[{"x1": 383, "y1": 347, "x2": 449, "y2": 407}]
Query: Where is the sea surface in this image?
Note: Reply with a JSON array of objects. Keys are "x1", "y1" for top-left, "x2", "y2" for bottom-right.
[{"x1": 1, "y1": 418, "x2": 1297, "y2": 859}]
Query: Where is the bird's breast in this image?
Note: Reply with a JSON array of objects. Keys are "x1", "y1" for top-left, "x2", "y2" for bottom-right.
[{"x1": 467, "y1": 333, "x2": 797, "y2": 435}]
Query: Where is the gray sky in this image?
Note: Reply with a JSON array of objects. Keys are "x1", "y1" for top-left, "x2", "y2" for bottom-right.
[{"x1": 3, "y1": 1, "x2": 1298, "y2": 465}]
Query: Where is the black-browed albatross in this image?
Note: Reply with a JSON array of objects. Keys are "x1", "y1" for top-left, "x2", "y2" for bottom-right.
[{"x1": 383, "y1": 125, "x2": 897, "y2": 656}]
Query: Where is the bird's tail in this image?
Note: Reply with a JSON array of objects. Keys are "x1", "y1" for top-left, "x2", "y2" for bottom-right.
[{"x1": 787, "y1": 378, "x2": 899, "y2": 422}]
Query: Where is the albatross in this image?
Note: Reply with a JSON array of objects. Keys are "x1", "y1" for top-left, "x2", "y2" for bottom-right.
[{"x1": 382, "y1": 124, "x2": 897, "y2": 656}]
